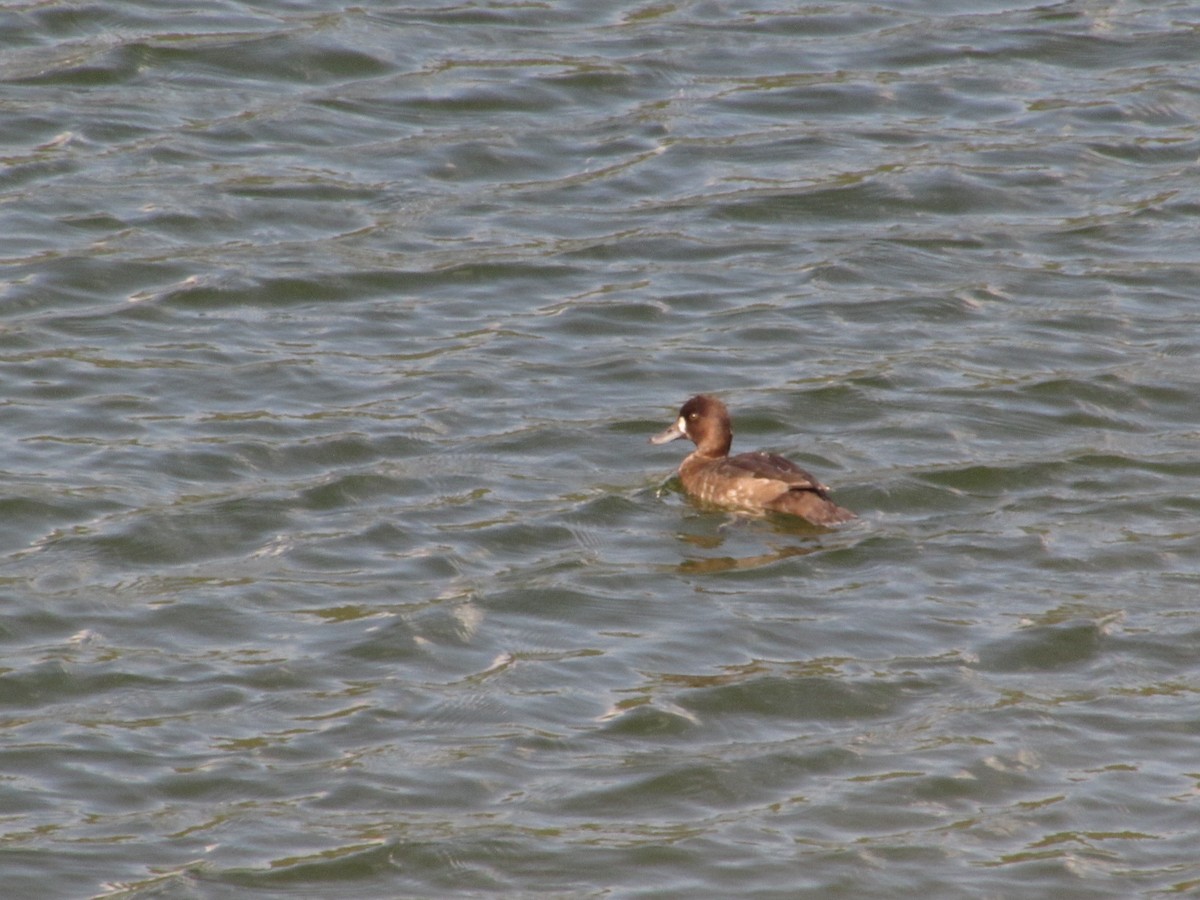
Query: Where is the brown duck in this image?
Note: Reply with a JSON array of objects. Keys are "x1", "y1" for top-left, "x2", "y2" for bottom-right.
[{"x1": 650, "y1": 394, "x2": 854, "y2": 526}]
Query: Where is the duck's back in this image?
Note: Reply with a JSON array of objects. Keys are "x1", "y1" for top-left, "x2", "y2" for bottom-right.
[{"x1": 680, "y1": 451, "x2": 855, "y2": 525}]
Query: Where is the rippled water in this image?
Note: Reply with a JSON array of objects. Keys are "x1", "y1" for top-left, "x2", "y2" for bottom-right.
[{"x1": 3, "y1": 1, "x2": 1200, "y2": 897}]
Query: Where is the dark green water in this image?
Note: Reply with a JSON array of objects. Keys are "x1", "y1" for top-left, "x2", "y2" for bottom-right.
[{"x1": 2, "y1": 1, "x2": 1200, "y2": 897}]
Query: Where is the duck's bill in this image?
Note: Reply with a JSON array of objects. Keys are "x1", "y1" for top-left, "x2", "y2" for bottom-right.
[{"x1": 649, "y1": 418, "x2": 686, "y2": 444}]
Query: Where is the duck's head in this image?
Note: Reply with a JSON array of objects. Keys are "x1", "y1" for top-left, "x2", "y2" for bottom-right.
[{"x1": 649, "y1": 394, "x2": 732, "y2": 457}]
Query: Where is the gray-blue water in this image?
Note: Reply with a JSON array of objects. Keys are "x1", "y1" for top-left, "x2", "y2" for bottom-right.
[{"x1": 3, "y1": 2, "x2": 1200, "y2": 897}]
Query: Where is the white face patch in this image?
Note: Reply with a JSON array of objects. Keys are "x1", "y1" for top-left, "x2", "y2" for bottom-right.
[{"x1": 677, "y1": 416, "x2": 687, "y2": 434}]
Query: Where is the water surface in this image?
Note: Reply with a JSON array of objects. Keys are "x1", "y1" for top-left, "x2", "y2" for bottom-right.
[{"x1": 2, "y1": 1, "x2": 1200, "y2": 897}]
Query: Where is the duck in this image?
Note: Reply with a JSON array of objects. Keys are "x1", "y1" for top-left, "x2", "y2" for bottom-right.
[{"x1": 650, "y1": 394, "x2": 854, "y2": 526}]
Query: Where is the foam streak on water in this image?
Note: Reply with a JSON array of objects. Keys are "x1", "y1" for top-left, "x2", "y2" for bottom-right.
[{"x1": 1, "y1": 1, "x2": 1200, "y2": 897}]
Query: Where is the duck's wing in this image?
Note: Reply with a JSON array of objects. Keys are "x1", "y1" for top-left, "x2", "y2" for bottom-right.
[{"x1": 724, "y1": 451, "x2": 833, "y2": 498}]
